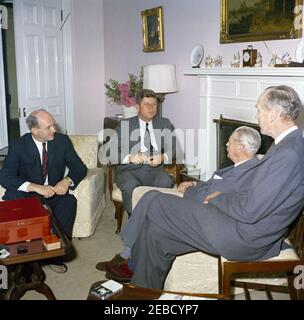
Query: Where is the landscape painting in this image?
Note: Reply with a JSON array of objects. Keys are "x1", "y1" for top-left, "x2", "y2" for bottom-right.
[{"x1": 220, "y1": 0, "x2": 303, "y2": 43}]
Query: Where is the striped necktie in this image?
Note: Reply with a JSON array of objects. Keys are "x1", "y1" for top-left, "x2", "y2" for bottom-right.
[
  {"x1": 144, "y1": 122, "x2": 154, "y2": 157},
  {"x1": 42, "y1": 142, "x2": 48, "y2": 182}
]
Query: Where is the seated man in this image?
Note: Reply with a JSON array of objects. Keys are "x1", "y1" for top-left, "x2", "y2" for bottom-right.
[
  {"x1": 96, "y1": 126, "x2": 262, "y2": 281},
  {"x1": 103, "y1": 88, "x2": 175, "y2": 216},
  {"x1": 128, "y1": 85, "x2": 304, "y2": 289},
  {"x1": 0, "y1": 109, "x2": 87, "y2": 240}
]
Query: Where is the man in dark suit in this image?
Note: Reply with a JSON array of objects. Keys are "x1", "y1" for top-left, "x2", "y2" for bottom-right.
[
  {"x1": 0, "y1": 109, "x2": 87, "y2": 239},
  {"x1": 98, "y1": 126, "x2": 262, "y2": 280},
  {"x1": 104, "y1": 89, "x2": 175, "y2": 216},
  {"x1": 121, "y1": 85, "x2": 304, "y2": 289}
]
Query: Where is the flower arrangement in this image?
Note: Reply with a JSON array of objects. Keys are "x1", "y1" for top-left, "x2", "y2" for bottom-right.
[{"x1": 105, "y1": 69, "x2": 143, "y2": 107}]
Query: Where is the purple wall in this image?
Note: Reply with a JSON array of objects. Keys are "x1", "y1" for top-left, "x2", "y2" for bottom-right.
[
  {"x1": 72, "y1": 0, "x2": 105, "y2": 134},
  {"x1": 103, "y1": 0, "x2": 302, "y2": 132},
  {"x1": 70, "y1": 0, "x2": 303, "y2": 135}
]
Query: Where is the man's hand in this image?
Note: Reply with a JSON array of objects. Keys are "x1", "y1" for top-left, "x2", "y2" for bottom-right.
[
  {"x1": 203, "y1": 191, "x2": 222, "y2": 204},
  {"x1": 27, "y1": 183, "x2": 56, "y2": 198},
  {"x1": 148, "y1": 154, "x2": 164, "y2": 167},
  {"x1": 129, "y1": 153, "x2": 149, "y2": 164},
  {"x1": 178, "y1": 181, "x2": 197, "y2": 193},
  {"x1": 54, "y1": 178, "x2": 71, "y2": 195}
]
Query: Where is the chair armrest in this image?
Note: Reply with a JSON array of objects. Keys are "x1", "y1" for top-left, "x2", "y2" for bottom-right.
[{"x1": 164, "y1": 163, "x2": 184, "y2": 185}]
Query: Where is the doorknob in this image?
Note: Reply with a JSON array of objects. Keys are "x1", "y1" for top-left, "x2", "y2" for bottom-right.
[{"x1": 22, "y1": 107, "x2": 26, "y2": 117}]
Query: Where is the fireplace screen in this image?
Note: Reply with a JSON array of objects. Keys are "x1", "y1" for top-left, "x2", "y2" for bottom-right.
[{"x1": 214, "y1": 115, "x2": 273, "y2": 169}]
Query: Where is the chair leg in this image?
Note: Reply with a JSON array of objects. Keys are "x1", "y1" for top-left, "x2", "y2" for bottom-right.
[
  {"x1": 222, "y1": 266, "x2": 233, "y2": 299},
  {"x1": 113, "y1": 201, "x2": 124, "y2": 234},
  {"x1": 218, "y1": 260, "x2": 232, "y2": 298},
  {"x1": 218, "y1": 257, "x2": 223, "y2": 294},
  {"x1": 287, "y1": 273, "x2": 299, "y2": 300}
]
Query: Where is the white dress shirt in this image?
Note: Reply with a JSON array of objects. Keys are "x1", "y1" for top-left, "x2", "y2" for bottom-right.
[
  {"x1": 18, "y1": 137, "x2": 48, "y2": 192},
  {"x1": 123, "y1": 117, "x2": 168, "y2": 164},
  {"x1": 275, "y1": 126, "x2": 298, "y2": 144}
]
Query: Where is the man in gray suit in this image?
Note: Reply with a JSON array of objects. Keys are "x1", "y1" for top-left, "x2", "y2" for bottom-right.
[
  {"x1": 99, "y1": 126, "x2": 262, "y2": 280},
  {"x1": 106, "y1": 89, "x2": 175, "y2": 216},
  {"x1": 127, "y1": 85, "x2": 304, "y2": 289}
]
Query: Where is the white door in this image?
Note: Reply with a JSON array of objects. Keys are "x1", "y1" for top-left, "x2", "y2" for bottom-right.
[
  {"x1": 14, "y1": 0, "x2": 66, "y2": 135},
  {"x1": 0, "y1": 12, "x2": 8, "y2": 149}
]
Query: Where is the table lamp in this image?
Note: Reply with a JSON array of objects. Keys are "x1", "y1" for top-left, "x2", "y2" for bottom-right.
[{"x1": 143, "y1": 64, "x2": 178, "y2": 116}]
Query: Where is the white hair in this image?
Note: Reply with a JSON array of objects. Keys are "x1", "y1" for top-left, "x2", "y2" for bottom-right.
[{"x1": 232, "y1": 126, "x2": 261, "y2": 155}]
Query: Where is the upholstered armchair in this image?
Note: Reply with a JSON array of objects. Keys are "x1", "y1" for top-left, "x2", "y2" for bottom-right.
[
  {"x1": 0, "y1": 135, "x2": 106, "y2": 238},
  {"x1": 68, "y1": 135, "x2": 106, "y2": 238},
  {"x1": 132, "y1": 186, "x2": 297, "y2": 298},
  {"x1": 108, "y1": 163, "x2": 183, "y2": 234}
]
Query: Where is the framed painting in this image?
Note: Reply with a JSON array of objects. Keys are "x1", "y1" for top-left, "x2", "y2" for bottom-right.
[
  {"x1": 141, "y1": 6, "x2": 164, "y2": 52},
  {"x1": 220, "y1": 0, "x2": 303, "y2": 43}
]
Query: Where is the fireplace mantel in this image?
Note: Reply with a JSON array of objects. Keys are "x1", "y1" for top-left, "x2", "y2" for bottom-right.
[
  {"x1": 184, "y1": 67, "x2": 304, "y2": 77},
  {"x1": 183, "y1": 67, "x2": 304, "y2": 180}
]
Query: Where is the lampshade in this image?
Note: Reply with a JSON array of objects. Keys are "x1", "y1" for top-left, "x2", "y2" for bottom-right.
[{"x1": 143, "y1": 64, "x2": 178, "y2": 93}]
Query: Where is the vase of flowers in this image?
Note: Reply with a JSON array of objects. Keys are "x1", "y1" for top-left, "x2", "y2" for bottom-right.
[{"x1": 105, "y1": 69, "x2": 143, "y2": 118}]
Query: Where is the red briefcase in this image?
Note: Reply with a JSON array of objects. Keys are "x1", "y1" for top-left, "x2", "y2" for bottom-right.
[{"x1": 0, "y1": 197, "x2": 51, "y2": 244}]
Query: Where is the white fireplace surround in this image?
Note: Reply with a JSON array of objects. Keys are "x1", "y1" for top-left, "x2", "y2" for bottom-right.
[{"x1": 184, "y1": 67, "x2": 304, "y2": 180}]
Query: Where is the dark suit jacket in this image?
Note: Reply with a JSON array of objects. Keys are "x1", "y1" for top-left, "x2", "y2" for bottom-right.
[
  {"x1": 107, "y1": 116, "x2": 175, "y2": 173},
  {"x1": 0, "y1": 133, "x2": 87, "y2": 199},
  {"x1": 184, "y1": 158, "x2": 260, "y2": 203},
  {"x1": 144, "y1": 129, "x2": 304, "y2": 261}
]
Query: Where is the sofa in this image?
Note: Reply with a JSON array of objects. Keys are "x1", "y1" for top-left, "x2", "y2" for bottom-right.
[
  {"x1": 132, "y1": 186, "x2": 288, "y2": 295},
  {"x1": 0, "y1": 135, "x2": 106, "y2": 238}
]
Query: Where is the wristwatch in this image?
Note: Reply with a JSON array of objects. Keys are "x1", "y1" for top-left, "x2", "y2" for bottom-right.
[{"x1": 65, "y1": 176, "x2": 73, "y2": 186}]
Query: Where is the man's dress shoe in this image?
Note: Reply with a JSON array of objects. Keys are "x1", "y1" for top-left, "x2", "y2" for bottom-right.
[
  {"x1": 105, "y1": 260, "x2": 133, "y2": 282},
  {"x1": 95, "y1": 254, "x2": 124, "y2": 271}
]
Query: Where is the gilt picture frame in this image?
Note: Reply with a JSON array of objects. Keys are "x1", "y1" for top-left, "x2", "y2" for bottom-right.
[
  {"x1": 141, "y1": 6, "x2": 164, "y2": 52},
  {"x1": 220, "y1": 0, "x2": 303, "y2": 44}
]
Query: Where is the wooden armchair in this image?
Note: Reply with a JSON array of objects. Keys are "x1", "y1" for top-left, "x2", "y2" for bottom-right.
[
  {"x1": 107, "y1": 163, "x2": 183, "y2": 234},
  {"x1": 218, "y1": 208, "x2": 304, "y2": 300}
]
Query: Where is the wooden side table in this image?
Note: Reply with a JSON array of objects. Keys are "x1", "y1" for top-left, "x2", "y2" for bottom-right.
[{"x1": 0, "y1": 212, "x2": 72, "y2": 300}]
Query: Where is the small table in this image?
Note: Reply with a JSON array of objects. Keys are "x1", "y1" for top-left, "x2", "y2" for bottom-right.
[
  {"x1": 0, "y1": 213, "x2": 72, "y2": 300},
  {"x1": 87, "y1": 282, "x2": 225, "y2": 300},
  {"x1": 180, "y1": 169, "x2": 202, "y2": 182}
]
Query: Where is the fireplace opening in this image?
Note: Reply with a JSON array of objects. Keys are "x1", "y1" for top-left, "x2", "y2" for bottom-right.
[{"x1": 214, "y1": 115, "x2": 273, "y2": 169}]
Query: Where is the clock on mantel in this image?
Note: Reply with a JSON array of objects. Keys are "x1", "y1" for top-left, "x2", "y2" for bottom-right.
[{"x1": 242, "y1": 45, "x2": 257, "y2": 67}]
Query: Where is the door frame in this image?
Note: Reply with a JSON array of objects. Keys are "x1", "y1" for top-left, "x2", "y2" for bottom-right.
[{"x1": 61, "y1": 0, "x2": 74, "y2": 134}]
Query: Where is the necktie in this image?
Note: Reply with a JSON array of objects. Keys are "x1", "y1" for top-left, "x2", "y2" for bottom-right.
[
  {"x1": 144, "y1": 122, "x2": 154, "y2": 157},
  {"x1": 42, "y1": 142, "x2": 48, "y2": 182}
]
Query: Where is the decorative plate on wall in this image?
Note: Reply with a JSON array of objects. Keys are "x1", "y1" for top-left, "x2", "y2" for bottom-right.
[{"x1": 190, "y1": 45, "x2": 204, "y2": 68}]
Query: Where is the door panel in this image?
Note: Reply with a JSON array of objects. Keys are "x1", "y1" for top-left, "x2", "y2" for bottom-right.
[{"x1": 14, "y1": 0, "x2": 65, "y2": 135}]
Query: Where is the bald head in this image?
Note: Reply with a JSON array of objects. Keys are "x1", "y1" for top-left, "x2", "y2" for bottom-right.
[{"x1": 27, "y1": 109, "x2": 56, "y2": 142}]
